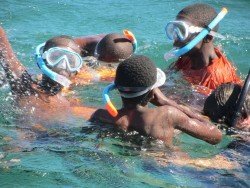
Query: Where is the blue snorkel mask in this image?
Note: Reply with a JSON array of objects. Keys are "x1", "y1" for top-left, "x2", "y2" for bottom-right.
[
  {"x1": 35, "y1": 43, "x2": 83, "y2": 87},
  {"x1": 164, "y1": 8, "x2": 228, "y2": 61}
]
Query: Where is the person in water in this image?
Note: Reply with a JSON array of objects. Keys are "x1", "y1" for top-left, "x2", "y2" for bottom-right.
[
  {"x1": 164, "y1": 3, "x2": 241, "y2": 95},
  {"x1": 90, "y1": 55, "x2": 222, "y2": 146},
  {"x1": 204, "y1": 81, "x2": 250, "y2": 132},
  {"x1": 0, "y1": 26, "x2": 96, "y2": 122},
  {"x1": 70, "y1": 30, "x2": 137, "y2": 84}
]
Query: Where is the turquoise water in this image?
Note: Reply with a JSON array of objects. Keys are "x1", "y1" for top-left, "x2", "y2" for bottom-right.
[{"x1": 0, "y1": 0, "x2": 249, "y2": 187}]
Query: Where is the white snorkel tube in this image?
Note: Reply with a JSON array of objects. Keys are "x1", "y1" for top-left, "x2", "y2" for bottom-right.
[{"x1": 164, "y1": 8, "x2": 228, "y2": 61}]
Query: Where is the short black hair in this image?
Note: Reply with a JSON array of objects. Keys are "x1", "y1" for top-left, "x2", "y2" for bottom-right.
[
  {"x1": 96, "y1": 33, "x2": 134, "y2": 62},
  {"x1": 43, "y1": 35, "x2": 77, "y2": 52},
  {"x1": 177, "y1": 3, "x2": 219, "y2": 32},
  {"x1": 203, "y1": 83, "x2": 249, "y2": 124},
  {"x1": 115, "y1": 55, "x2": 156, "y2": 88},
  {"x1": 115, "y1": 55, "x2": 157, "y2": 104}
]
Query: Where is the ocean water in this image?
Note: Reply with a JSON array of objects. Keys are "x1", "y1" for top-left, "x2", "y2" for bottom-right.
[{"x1": 0, "y1": 0, "x2": 249, "y2": 187}]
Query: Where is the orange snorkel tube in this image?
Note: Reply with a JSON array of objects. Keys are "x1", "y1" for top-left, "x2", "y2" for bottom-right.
[
  {"x1": 123, "y1": 30, "x2": 138, "y2": 52},
  {"x1": 103, "y1": 83, "x2": 118, "y2": 117},
  {"x1": 102, "y1": 30, "x2": 137, "y2": 117}
]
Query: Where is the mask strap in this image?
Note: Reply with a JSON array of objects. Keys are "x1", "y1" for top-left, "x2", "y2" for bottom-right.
[
  {"x1": 230, "y1": 69, "x2": 250, "y2": 127},
  {"x1": 102, "y1": 83, "x2": 118, "y2": 117},
  {"x1": 123, "y1": 30, "x2": 138, "y2": 53}
]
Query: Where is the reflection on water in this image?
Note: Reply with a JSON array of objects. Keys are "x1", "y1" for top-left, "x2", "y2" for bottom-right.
[
  {"x1": 0, "y1": 105, "x2": 249, "y2": 187},
  {"x1": 0, "y1": 0, "x2": 250, "y2": 186}
]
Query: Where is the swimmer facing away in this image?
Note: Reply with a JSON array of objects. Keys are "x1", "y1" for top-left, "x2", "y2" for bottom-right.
[
  {"x1": 164, "y1": 3, "x2": 241, "y2": 95},
  {"x1": 90, "y1": 55, "x2": 222, "y2": 146},
  {"x1": 204, "y1": 70, "x2": 250, "y2": 132},
  {"x1": 0, "y1": 26, "x2": 96, "y2": 121},
  {"x1": 72, "y1": 30, "x2": 137, "y2": 84}
]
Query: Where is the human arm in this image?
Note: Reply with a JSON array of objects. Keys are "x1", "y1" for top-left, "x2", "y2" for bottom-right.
[
  {"x1": 0, "y1": 27, "x2": 26, "y2": 78},
  {"x1": 150, "y1": 88, "x2": 210, "y2": 123},
  {"x1": 167, "y1": 106, "x2": 222, "y2": 145},
  {"x1": 89, "y1": 108, "x2": 116, "y2": 124},
  {"x1": 74, "y1": 34, "x2": 105, "y2": 56},
  {"x1": 0, "y1": 27, "x2": 34, "y2": 96}
]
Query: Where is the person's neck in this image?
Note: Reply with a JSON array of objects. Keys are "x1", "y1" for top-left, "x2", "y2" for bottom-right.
[
  {"x1": 190, "y1": 43, "x2": 218, "y2": 70},
  {"x1": 122, "y1": 102, "x2": 147, "y2": 110}
]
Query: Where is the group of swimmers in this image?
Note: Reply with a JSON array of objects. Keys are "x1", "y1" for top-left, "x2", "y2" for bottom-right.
[{"x1": 0, "y1": 3, "x2": 249, "y2": 149}]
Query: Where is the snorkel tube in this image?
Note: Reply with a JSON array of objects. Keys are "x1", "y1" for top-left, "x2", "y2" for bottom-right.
[
  {"x1": 164, "y1": 8, "x2": 228, "y2": 61},
  {"x1": 102, "y1": 83, "x2": 118, "y2": 117},
  {"x1": 35, "y1": 43, "x2": 72, "y2": 87},
  {"x1": 230, "y1": 69, "x2": 250, "y2": 127},
  {"x1": 123, "y1": 30, "x2": 138, "y2": 53}
]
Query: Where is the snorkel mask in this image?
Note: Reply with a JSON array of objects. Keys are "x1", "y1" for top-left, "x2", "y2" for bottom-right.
[
  {"x1": 94, "y1": 30, "x2": 138, "y2": 63},
  {"x1": 35, "y1": 43, "x2": 83, "y2": 87},
  {"x1": 164, "y1": 7, "x2": 228, "y2": 61},
  {"x1": 230, "y1": 69, "x2": 250, "y2": 127},
  {"x1": 102, "y1": 68, "x2": 166, "y2": 117}
]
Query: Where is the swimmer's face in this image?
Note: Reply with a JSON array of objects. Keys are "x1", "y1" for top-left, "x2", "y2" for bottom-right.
[
  {"x1": 46, "y1": 39, "x2": 81, "y2": 78},
  {"x1": 173, "y1": 15, "x2": 202, "y2": 53}
]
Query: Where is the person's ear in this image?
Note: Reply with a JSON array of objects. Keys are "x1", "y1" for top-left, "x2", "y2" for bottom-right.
[{"x1": 203, "y1": 35, "x2": 213, "y2": 43}]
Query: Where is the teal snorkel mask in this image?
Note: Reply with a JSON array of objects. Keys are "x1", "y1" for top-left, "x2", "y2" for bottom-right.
[
  {"x1": 164, "y1": 8, "x2": 228, "y2": 61},
  {"x1": 35, "y1": 43, "x2": 83, "y2": 87}
]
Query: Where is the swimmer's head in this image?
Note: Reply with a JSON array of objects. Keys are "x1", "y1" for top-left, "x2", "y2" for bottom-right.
[
  {"x1": 177, "y1": 3, "x2": 219, "y2": 31},
  {"x1": 115, "y1": 55, "x2": 165, "y2": 105},
  {"x1": 43, "y1": 35, "x2": 81, "y2": 77},
  {"x1": 174, "y1": 3, "x2": 218, "y2": 48},
  {"x1": 95, "y1": 33, "x2": 134, "y2": 63},
  {"x1": 203, "y1": 83, "x2": 249, "y2": 125},
  {"x1": 38, "y1": 36, "x2": 83, "y2": 89}
]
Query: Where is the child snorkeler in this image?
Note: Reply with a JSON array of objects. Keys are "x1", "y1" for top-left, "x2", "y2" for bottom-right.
[
  {"x1": 0, "y1": 27, "x2": 96, "y2": 122},
  {"x1": 164, "y1": 3, "x2": 242, "y2": 95},
  {"x1": 203, "y1": 70, "x2": 250, "y2": 132},
  {"x1": 71, "y1": 30, "x2": 137, "y2": 84},
  {"x1": 90, "y1": 55, "x2": 222, "y2": 146}
]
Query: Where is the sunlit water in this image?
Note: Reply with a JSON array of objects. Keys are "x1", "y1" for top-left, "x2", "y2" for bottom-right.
[{"x1": 0, "y1": 0, "x2": 249, "y2": 187}]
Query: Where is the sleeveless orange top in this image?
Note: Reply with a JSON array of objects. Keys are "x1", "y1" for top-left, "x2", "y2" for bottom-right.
[{"x1": 173, "y1": 48, "x2": 242, "y2": 95}]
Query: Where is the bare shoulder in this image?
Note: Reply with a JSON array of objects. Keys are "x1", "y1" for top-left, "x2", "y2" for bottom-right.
[{"x1": 89, "y1": 108, "x2": 115, "y2": 124}]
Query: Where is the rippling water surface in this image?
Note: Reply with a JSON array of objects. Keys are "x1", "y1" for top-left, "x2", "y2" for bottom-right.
[{"x1": 0, "y1": 0, "x2": 249, "y2": 187}]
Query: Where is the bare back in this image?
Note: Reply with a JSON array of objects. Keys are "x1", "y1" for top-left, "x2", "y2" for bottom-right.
[{"x1": 91, "y1": 104, "x2": 222, "y2": 146}]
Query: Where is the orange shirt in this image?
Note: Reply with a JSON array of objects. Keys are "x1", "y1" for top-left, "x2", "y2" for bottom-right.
[
  {"x1": 173, "y1": 48, "x2": 242, "y2": 95},
  {"x1": 72, "y1": 65, "x2": 116, "y2": 86}
]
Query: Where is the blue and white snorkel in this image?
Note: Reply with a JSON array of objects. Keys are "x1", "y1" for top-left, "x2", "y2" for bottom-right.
[
  {"x1": 164, "y1": 8, "x2": 228, "y2": 61},
  {"x1": 35, "y1": 43, "x2": 72, "y2": 87}
]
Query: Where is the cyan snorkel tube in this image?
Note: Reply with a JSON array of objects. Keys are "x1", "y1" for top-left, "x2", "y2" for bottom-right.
[
  {"x1": 35, "y1": 43, "x2": 72, "y2": 87},
  {"x1": 164, "y1": 8, "x2": 228, "y2": 61},
  {"x1": 230, "y1": 69, "x2": 250, "y2": 127},
  {"x1": 103, "y1": 83, "x2": 118, "y2": 117}
]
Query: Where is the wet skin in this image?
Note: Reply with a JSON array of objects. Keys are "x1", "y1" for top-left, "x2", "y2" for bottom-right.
[
  {"x1": 90, "y1": 88, "x2": 222, "y2": 146},
  {"x1": 0, "y1": 27, "x2": 96, "y2": 123},
  {"x1": 173, "y1": 15, "x2": 218, "y2": 70}
]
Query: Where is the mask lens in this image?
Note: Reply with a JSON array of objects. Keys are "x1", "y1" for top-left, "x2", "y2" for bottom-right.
[
  {"x1": 46, "y1": 48, "x2": 83, "y2": 71},
  {"x1": 166, "y1": 21, "x2": 188, "y2": 41}
]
